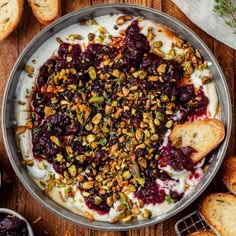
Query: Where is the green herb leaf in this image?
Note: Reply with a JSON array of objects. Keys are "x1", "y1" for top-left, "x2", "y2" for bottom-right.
[
  {"x1": 165, "y1": 195, "x2": 175, "y2": 204},
  {"x1": 214, "y1": 0, "x2": 236, "y2": 33}
]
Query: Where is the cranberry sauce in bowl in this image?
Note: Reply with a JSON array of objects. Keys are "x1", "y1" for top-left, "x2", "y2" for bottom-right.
[
  {"x1": 0, "y1": 209, "x2": 33, "y2": 236},
  {"x1": 14, "y1": 14, "x2": 220, "y2": 223}
]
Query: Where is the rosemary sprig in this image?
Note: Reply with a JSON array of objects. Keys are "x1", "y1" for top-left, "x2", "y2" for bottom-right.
[{"x1": 214, "y1": 0, "x2": 236, "y2": 33}]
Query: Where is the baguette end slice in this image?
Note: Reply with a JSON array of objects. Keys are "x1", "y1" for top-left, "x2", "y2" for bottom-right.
[
  {"x1": 199, "y1": 193, "x2": 236, "y2": 236},
  {"x1": 0, "y1": 0, "x2": 24, "y2": 40},
  {"x1": 169, "y1": 118, "x2": 225, "y2": 163},
  {"x1": 187, "y1": 230, "x2": 216, "y2": 236},
  {"x1": 223, "y1": 156, "x2": 236, "y2": 195},
  {"x1": 28, "y1": 0, "x2": 61, "y2": 25}
]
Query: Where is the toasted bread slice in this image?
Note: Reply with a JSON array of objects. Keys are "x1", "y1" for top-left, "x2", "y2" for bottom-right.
[
  {"x1": 27, "y1": 0, "x2": 61, "y2": 25},
  {"x1": 188, "y1": 230, "x2": 216, "y2": 236},
  {"x1": 0, "y1": 0, "x2": 24, "y2": 40},
  {"x1": 199, "y1": 193, "x2": 236, "y2": 236},
  {"x1": 169, "y1": 118, "x2": 225, "y2": 163},
  {"x1": 223, "y1": 156, "x2": 236, "y2": 195}
]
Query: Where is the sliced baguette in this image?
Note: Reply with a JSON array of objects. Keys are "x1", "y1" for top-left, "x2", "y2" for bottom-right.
[
  {"x1": 199, "y1": 193, "x2": 236, "y2": 236},
  {"x1": 0, "y1": 0, "x2": 24, "y2": 40},
  {"x1": 188, "y1": 230, "x2": 216, "y2": 236},
  {"x1": 27, "y1": 0, "x2": 61, "y2": 25},
  {"x1": 169, "y1": 118, "x2": 225, "y2": 163},
  {"x1": 223, "y1": 156, "x2": 236, "y2": 195}
]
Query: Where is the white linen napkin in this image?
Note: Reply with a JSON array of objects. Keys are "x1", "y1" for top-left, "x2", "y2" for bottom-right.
[{"x1": 172, "y1": 0, "x2": 236, "y2": 49}]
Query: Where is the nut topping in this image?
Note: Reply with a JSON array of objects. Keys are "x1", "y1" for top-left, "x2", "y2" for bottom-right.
[{"x1": 28, "y1": 16, "x2": 211, "y2": 223}]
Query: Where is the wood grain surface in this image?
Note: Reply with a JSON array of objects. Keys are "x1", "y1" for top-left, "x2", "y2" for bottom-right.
[{"x1": 0, "y1": 0, "x2": 235, "y2": 235}]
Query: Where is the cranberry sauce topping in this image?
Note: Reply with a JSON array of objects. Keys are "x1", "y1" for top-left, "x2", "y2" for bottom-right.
[
  {"x1": 135, "y1": 182, "x2": 165, "y2": 204},
  {"x1": 159, "y1": 146, "x2": 195, "y2": 171},
  {"x1": 84, "y1": 190, "x2": 111, "y2": 214},
  {"x1": 0, "y1": 214, "x2": 28, "y2": 236},
  {"x1": 30, "y1": 19, "x2": 209, "y2": 214}
]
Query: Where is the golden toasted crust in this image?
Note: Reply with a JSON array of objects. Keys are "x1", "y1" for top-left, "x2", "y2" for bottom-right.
[
  {"x1": 169, "y1": 118, "x2": 225, "y2": 163},
  {"x1": 0, "y1": 0, "x2": 24, "y2": 40},
  {"x1": 199, "y1": 193, "x2": 236, "y2": 236},
  {"x1": 188, "y1": 230, "x2": 216, "y2": 236},
  {"x1": 223, "y1": 156, "x2": 236, "y2": 194},
  {"x1": 27, "y1": 0, "x2": 61, "y2": 25}
]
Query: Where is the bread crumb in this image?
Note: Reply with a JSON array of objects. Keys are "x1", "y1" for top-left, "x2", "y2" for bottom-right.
[
  {"x1": 64, "y1": 230, "x2": 72, "y2": 236},
  {"x1": 33, "y1": 216, "x2": 42, "y2": 224}
]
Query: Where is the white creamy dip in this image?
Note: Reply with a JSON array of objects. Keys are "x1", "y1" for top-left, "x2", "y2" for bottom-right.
[{"x1": 15, "y1": 14, "x2": 220, "y2": 222}]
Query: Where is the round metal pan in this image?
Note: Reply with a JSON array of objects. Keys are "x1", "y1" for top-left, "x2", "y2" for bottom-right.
[{"x1": 2, "y1": 4, "x2": 232, "y2": 231}]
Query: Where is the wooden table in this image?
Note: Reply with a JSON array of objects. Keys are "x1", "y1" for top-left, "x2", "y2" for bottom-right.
[{"x1": 0, "y1": 0, "x2": 235, "y2": 235}]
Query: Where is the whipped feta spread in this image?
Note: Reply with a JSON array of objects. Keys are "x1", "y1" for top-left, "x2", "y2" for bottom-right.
[{"x1": 15, "y1": 14, "x2": 220, "y2": 222}]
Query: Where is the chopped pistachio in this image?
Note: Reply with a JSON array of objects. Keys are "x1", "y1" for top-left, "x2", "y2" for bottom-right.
[
  {"x1": 111, "y1": 100, "x2": 118, "y2": 107},
  {"x1": 182, "y1": 61, "x2": 194, "y2": 74},
  {"x1": 87, "y1": 134, "x2": 96, "y2": 143},
  {"x1": 66, "y1": 56, "x2": 73, "y2": 62},
  {"x1": 47, "y1": 179, "x2": 56, "y2": 192},
  {"x1": 44, "y1": 106, "x2": 56, "y2": 117},
  {"x1": 106, "y1": 196, "x2": 114, "y2": 207},
  {"x1": 24, "y1": 64, "x2": 34, "y2": 77},
  {"x1": 92, "y1": 113, "x2": 102, "y2": 125},
  {"x1": 116, "y1": 16, "x2": 125, "y2": 25},
  {"x1": 166, "y1": 48, "x2": 176, "y2": 60},
  {"x1": 88, "y1": 33, "x2": 95, "y2": 41},
  {"x1": 65, "y1": 146, "x2": 73, "y2": 156},
  {"x1": 121, "y1": 214, "x2": 134, "y2": 223},
  {"x1": 138, "y1": 157, "x2": 147, "y2": 169},
  {"x1": 123, "y1": 15, "x2": 133, "y2": 21},
  {"x1": 135, "y1": 130, "x2": 143, "y2": 140},
  {"x1": 50, "y1": 136, "x2": 61, "y2": 146},
  {"x1": 21, "y1": 159, "x2": 34, "y2": 167},
  {"x1": 165, "y1": 120, "x2": 174, "y2": 128},
  {"x1": 82, "y1": 181, "x2": 94, "y2": 190},
  {"x1": 87, "y1": 19, "x2": 98, "y2": 25},
  {"x1": 122, "y1": 170, "x2": 132, "y2": 180},
  {"x1": 202, "y1": 75, "x2": 212, "y2": 84},
  {"x1": 148, "y1": 76, "x2": 159, "y2": 81},
  {"x1": 63, "y1": 171, "x2": 70, "y2": 180},
  {"x1": 153, "y1": 41, "x2": 163, "y2": 48},
  {"x1": 16, "y1": 126, "x2": 26, "y2": 135},
  {"x1": 37, "y1": 161, "x2": 46, "y2": 170},
  {"x1": 68, "y1": 164, "x2": 77, "y2": 177},
  {"x1": 142, "y1": 209, "x2": 152, "y2": 219},
  {"x1": 133, "y1": 205, "x2": 141, "y2": 215},
  {"x1": 114, "y1": 108, "x2": 123, "y2": 119},
  {"x1": 94, "y1": 196, "x2": 103, "y2": 205},
  {"x1": 154, "y1": 118, "x2": 160, "y2": 126},
  {"x1": 68, "y1": 34, "x2": 83, "y2": 41},
  {"x1": 147, "y1": 27, "x2": 155, "y2": 41},
  {"x1": 150, "y1": 134, "x2": 158, "y2": 141},
  {"x1": 112, "y1": 69, "x2": 121, "y2": 77},
  {"x1": 88, "y1": 66, "x2": 96, "y2": 80},
  {"x1": 89, "y1": 96, "x2": 104, "y2": 103},
  {"x1": 175, "y1": 37, "x2": 184, "y2": 48},
  {"x1": 85, "y1": 123, "x2": 93, "y2": 131},
  {"x1": 153, "y1": 47, "x2": 165, "y2": 57},
  {"x1": 138, "y1": 199, "x2": 145, "y2": 208},
  {"x1": 157, "y1": 64, "x2": 167, "y2": 73},
  {"x1": 148, "y1": 120, "x2": 156, "y2": 133},
  {"x1": 105, "y1": 105, "x2": 114, "y2": 115},
  {"x1": 82, "y1": 191, "x2": 90, "y2": 197},
  {"x1": 165, "y1": 195, "x2": 175, "y2": 203},
  {"x1": 122, "y1": 87, "x2": 129, "y2": 96}
]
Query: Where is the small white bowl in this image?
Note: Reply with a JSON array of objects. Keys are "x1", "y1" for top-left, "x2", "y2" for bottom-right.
[{"x1": 0, "y1": 208, "x2": 34, "y2": 236}]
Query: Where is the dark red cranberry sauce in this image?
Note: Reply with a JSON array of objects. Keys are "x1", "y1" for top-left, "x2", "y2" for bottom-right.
[
  {"x1": 0, "y1": 214, "x2": 29, "y2": 236},
  {"x1": 30, "y1": 20, "x2": 209, "y2": 213}
]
